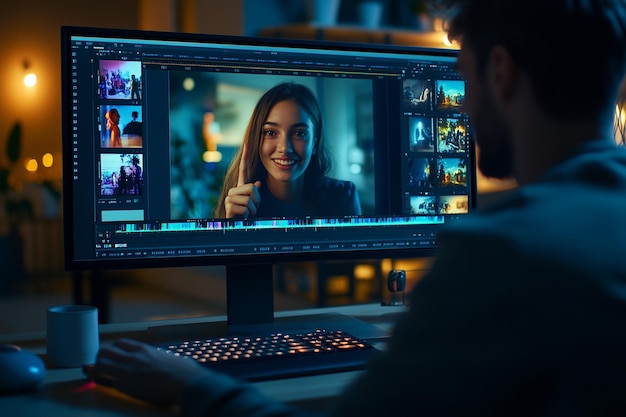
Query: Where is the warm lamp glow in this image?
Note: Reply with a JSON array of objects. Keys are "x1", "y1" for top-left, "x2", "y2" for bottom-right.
[
  {"x1": 183, "y1": 77, "x2": 195, "y2": 91},
  {"x1": 203, "y1": 150, "x2": 223, "y2": 163},
  {"x1": 354, "y1": 263, "x2": 375, "y2": 280},
  {"x1": 24, "y1": 72, "x2": 37, "y2": 88},
  {"x1": 381, "y1": 258, "x2": 393, "y2": 273},
  {"x1": 42, "y1": 153, "x2": 54, "y2": 168},
  {"x1": 25, "y1": 158, "x2": 38, "y2": 172},
  {"x1": 616, "y1": 103, "x2": 626, "y2": 146}
]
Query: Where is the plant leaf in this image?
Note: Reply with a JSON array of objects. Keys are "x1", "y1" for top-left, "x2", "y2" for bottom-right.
[
  {"x1": 7, "y1": 122, "x2": 21, "y2": 165},
  {"x1": 0, "y1": 168, "x2": 8, "y2": 193}
]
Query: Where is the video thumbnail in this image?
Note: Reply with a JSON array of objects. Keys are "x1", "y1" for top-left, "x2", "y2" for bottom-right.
[
  {"x1": 410, "y1": 195, "x2": 437, "y2": 215},
  {"x1": 402, "y1": 79, "x2": 432, "y2": 112},
  {"x1": 408, "y1": 157, "x2": 437, "y2": 193},
  {"x1": 100, "y1": 105, "x2": 143, "y2": 148},
  {"x1": 435, "y1": 80, "x2": 465, "y2": 111},
  {"x1": 437, "y1": 117, "x2": 468, "y2": 153},
  {"x1": 437, "y1": 157, "x2": 468, "y2": 193},
  {"x1": 99, "y1": 60, "x2": 142, "y2": 100},
  {"x1": 99, "y1": 153, "x2": 143, "y2": 196},
  {"x1": 409, "y1": 116, "x2": 435, "y2": 152},
  {"x1": 439, "y1": 195, "x2": 469, "y2": 214}
]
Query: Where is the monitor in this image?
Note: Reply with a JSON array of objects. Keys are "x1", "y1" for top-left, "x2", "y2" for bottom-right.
[{"x1": 61, "y1": 26, "x2": 475, "y2": 328}]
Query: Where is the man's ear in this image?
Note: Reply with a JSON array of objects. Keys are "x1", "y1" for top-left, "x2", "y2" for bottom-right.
[{"x1": 488, "y1": 45, "x2": 516, "y2": 102}]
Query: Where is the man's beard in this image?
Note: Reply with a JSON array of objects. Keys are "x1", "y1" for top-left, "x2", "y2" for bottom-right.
[
  {"x1": 474, "y1": 95, "x2": 515, "y2": 180},
  {"x1": 476, "y1": 133, "x2": 514, "y2": 180}
]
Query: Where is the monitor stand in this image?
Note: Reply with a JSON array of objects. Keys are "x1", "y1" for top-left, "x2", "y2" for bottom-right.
[
  {"x1": 147, "y1": 262, "x2": 389, "y2": 343},
  {"x1": 226, "y1": 263, "x2": 274, "y2": 327},
  {"x1": 223, "y1": 263, "x2": 388, "y2": 340}
]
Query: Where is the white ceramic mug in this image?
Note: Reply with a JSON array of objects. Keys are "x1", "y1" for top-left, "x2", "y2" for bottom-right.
[
  {"x1": 46, "y1": 305, "x2": 99, "y2": 368},
  {"x1": 358, "y1": 2, "x2": 384, "y2": 28},
  {"x1": 308, "y1": 0, "x2": 341, "y2": 26}
]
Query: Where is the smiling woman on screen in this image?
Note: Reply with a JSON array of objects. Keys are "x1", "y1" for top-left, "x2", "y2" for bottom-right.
[{"x1": 214, "y1": 82, "x2": 362, "y2": 219}]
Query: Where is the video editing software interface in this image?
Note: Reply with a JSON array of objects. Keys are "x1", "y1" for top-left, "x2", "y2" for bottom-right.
[{"x1": 63, "y1": 27, "x2": 475, "y2": 269}]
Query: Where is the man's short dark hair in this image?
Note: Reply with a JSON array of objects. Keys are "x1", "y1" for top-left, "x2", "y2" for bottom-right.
[{"x1": 443, "y1": 0, "x2": 626, "y2": 123}]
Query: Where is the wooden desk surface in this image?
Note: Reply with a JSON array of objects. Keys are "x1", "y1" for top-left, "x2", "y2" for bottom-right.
[{"x1": 0, "y1": 304, "x2": 405, "y2": 417}]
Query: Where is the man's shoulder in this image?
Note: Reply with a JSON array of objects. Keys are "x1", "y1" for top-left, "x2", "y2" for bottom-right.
[{"x1": 440, "y1": 156, "x2": 626, "y2": 259}]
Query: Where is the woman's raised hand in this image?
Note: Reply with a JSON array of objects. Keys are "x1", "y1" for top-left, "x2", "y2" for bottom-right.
[{"x1": 224, "y1": 143, "x2": 262, "y2": 218}]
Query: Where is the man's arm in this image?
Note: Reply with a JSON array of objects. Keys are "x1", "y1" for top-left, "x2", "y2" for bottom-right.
[
  {"x1": 182, "y1": 372, "x2": 325, "y2": 417},
  {"x1": 85, "y1": 338, "x2": 324, "y2": 417},
  {"x1": 331, "y1": 230, "x2": 540, "y2": 416}
]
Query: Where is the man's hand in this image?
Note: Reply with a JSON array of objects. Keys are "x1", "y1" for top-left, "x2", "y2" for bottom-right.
[{"x1": 84, "y1": 338, "x2": 209, "y2": 406}]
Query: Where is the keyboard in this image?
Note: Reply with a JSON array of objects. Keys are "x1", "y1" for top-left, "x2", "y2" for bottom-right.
[{"x1": 157, "y1": 329, "x2": 379, "y2": 381}]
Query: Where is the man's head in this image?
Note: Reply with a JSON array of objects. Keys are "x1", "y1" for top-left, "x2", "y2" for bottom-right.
[
  {"x1": 446, "y1": 0, "x2": 626, "y2": 123},
  {"x1": 443, "y1": 0, "x2": 626, "y2": 180}
]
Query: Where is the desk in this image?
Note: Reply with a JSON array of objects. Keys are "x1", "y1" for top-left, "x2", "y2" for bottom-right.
[{"x1": 0, "y1": 304, "x2": 405, "y2": 417}]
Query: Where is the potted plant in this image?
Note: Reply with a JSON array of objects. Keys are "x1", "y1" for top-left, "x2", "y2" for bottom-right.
[{"x1": 0, "y1": 122, "x2": 33, "y2": 291}]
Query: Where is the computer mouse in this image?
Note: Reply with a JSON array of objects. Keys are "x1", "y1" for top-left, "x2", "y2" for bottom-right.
[{"x1": 0, "y1": 344, "x2": 46, "y2": 392}]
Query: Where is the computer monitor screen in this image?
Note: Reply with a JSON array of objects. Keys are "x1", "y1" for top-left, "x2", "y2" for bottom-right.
[{"x1": 61, "y1": 26, "x2": 475, "y2": 326}]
